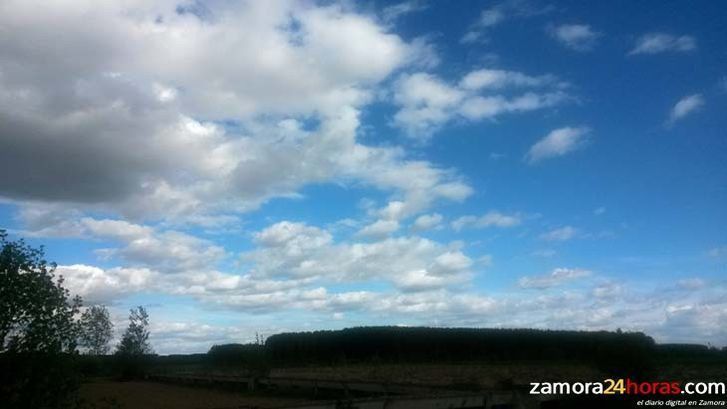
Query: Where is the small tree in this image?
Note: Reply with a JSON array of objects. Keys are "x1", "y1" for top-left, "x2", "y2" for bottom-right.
[
  {"x1": 0, "y1": 230, "x2": 81, "y2": 353},
  {"x1": 79, "y1": 305, "x2": 113, "y2": 355},
  {"x1": 116, "y1": 306, "x2": 152, "y2": 355}
]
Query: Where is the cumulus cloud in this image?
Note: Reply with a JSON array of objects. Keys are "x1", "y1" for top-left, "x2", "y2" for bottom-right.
[
  {"x1": 392, "y1": 73, "x2": 466, "y2": 136},
  {"x1": 667, "y1": 94, "x2": 704, "y2": 125},
  {"x1": 629, "y1": 33, "x2": 696, "y2": 55},
  {"x1": 548, "y1": 24, "x2": 600, "y2": 51},
  {"x1": 393, "y1": 70, "x2": 568, "y2": 138},
  {"x1": 411, "y1": 213, "x2": 443, "y2": 232},
  {"x1": 18, "y1": 209, "x2": 226, "y2": 273},
  {"x1": 244, "y1": 221, "x2": 473, "y2": 291},
  {"x1": 57, "y1": 262, "x2": 313, "y2": 312},
  {"x1": 0, "y1": 0, "x2": 461, "y2": 223},
  {"x1": 526, "y1": 126, "x2": 590, "y2": 164},
  {"x1": 57, "y1": 264, "x2": 155, "y2": 304},
  {"x1": 518, "y1": 268, "x2": 591, "y2": 289},
  {"x1": 357, "y1": 219, "x2": 400, "y2": 238},
  {"x1": 539, "y1": 226, "x2": 578, "y2": 241},
  {"x1": 451, "y1": 211, "x2": 522, "y2": 231}
]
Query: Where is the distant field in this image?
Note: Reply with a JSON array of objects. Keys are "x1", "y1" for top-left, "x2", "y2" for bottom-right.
[
  {"x1": 273, "y1": 362, "x2": 727, "y2": 387},
  {"x1": 270, "y1": 362, "x2": 606, "y2": 388},
  {"x1": 79, "y1": 359, "x2": 727, "y2": 409},
  {"x1": 80, "y1": 380, "x2": 306, "y2": 409}
]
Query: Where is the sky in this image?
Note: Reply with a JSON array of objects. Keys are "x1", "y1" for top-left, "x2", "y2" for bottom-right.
[{"x1": 0, "y1": 0, "x2": 726, "y2": 354}]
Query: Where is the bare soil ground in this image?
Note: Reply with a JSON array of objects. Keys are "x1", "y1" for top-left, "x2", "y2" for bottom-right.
[
  {"x1": 81, "y1": 362, "x2": 726, "y2": 408},
  {"x1": 270, "y1": 362, "x2": 605, "y2": 388},
  {"x1": 80, "y1": 380, "x2": 306, "y2": 409}
]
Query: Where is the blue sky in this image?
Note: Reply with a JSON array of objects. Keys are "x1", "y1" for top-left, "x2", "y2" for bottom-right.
[{"x1": 0, "y1": 0, "x2": 725, "y2": 353}]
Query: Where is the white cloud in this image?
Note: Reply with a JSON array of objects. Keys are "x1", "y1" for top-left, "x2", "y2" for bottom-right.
[
  {"x1": 629, "y1": 33, "x2": 696, "y2": 55},
  {"x1": 461, "y1": 0, "x2": 552, "y2": 44},
  {"x1": 0, "y1": 0, "x2": 463, "y2": 223},
  {"x1": 459, "y1": 92, "x2": 567, "y2": 121},
  {"x1": 245, "y1": 221, "x2": 473, "y2": 291},
  {"x1": 411, "y1": 213, "x2": 443, "y2": 232},
  {"x1": 357, "y1": 219, "x2": 401, "y2": 238},
  {"x1": 518, "y1": 268, "x2": 591, "y2": 289},
  {"x1": 382, "y1": 1, "x2": 428, "y2": 23},
  {"x1": 57, "y1": 264, "x2": 155, "y2": 304},
  {"x1": 460, "y1": 30, "x2": 487, "y2": 45},
  {"x1": 451, "y1": 211, "x2": 521, "y2": 231},
  {"x1": 255, "y1": 221, "x2": 332, "y2": 249},
  {"x1": 459, "y1": 69, "x2": 557, "y2": 90},
  {"x1": 592, "y1": 282, "x2": 623, "y2": 299},
  {"x1": 478, "y1": 8, "x2": 506, "y2": 28},
  {"x1": 82, "y1": 218, "x2": 153, "y2": 241},
  {"x1": 15, "y1": 204, "x2": 87, "y2": 237},
  {"x1": 540, "y1": 226, "x2": 578, "y2": 241},
  {"x1": 101, "y1": 229, "x2": 226, "y2": 272},
  {"x1": 20, "y1": 212, "x2": 227, "y2": 273},
  {"x1": 526, "y1": 126, "x2": 590, "y2": 164},
  {"x1": 393, "y1": 70, "x2": 568, "y2": 138},
  {"x1": 149, "y1": 321, "x2": 255, "y2": 355},
  {"x1": 677, "y1": 278, "x2": 705, "y2": 290},
  {"x1": 392, "y1": 73, "x2": 466, "y2": 136},
  {"x1": 548, "y1": 24, "x2": 600, "y2": 51},
  {"x1": 667, "y1": 94, "x2": 704, "y2": 125}
]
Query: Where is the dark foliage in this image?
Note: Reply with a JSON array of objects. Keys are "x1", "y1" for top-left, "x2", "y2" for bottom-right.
[
  {"x1": 656, "y1": 343, "x2": 727, "y2": 364},
  {"x1": 0, "y1": 231, "x2": 84, "y2": 408},
  {"x1": 113, "y1": 353, "x2": 154, "y2": 381},
  {"x1": 75, "y1": 354, "x2": 116, "y2": 378},
  {"x1": 0, "y1": 353, "x2": 82, "y2": 409},
  {"x1": 266, "y1": 326, "x2": 656, "y2": 377},
  {"x1": 114, "y1": 305, "x2": 154, "y2": 379},
  {"x1": 79, "y1": 305, "x2": 113, "y2": 355},
  {"x1": 116, "y1": 306, "x2": 152, "y2": 356},
  {"x1": 0, "y1": 230, "x2": 81, "y2": 353},
  {"x1": 208, "y1": 343, "x2": 269, "y2": 374}
]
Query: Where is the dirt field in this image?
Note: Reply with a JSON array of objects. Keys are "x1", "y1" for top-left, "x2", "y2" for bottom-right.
[
  {"x1": 270, "y1": 362, "x2": 605, "y2": 388},
  {"x1": 80, "y1": 380, "x2": 306, "y2": 409}
]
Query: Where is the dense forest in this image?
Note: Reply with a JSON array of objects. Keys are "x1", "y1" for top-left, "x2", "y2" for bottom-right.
[
  {"x1": 265, "y1": 327, "x2": 656, "y2": 375},
  {"x1": 91, "y1": 328, "x2": 725, "y2": 380}
]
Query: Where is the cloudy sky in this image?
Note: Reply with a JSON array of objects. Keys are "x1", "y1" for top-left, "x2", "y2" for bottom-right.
[{"x1": 1, "y1": 0, "x2": 726, "y2": 354}]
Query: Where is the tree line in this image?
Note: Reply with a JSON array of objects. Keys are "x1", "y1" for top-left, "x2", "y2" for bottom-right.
[{"x1": 264, "y1": 326, "x2": 658, "y2": 376}]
